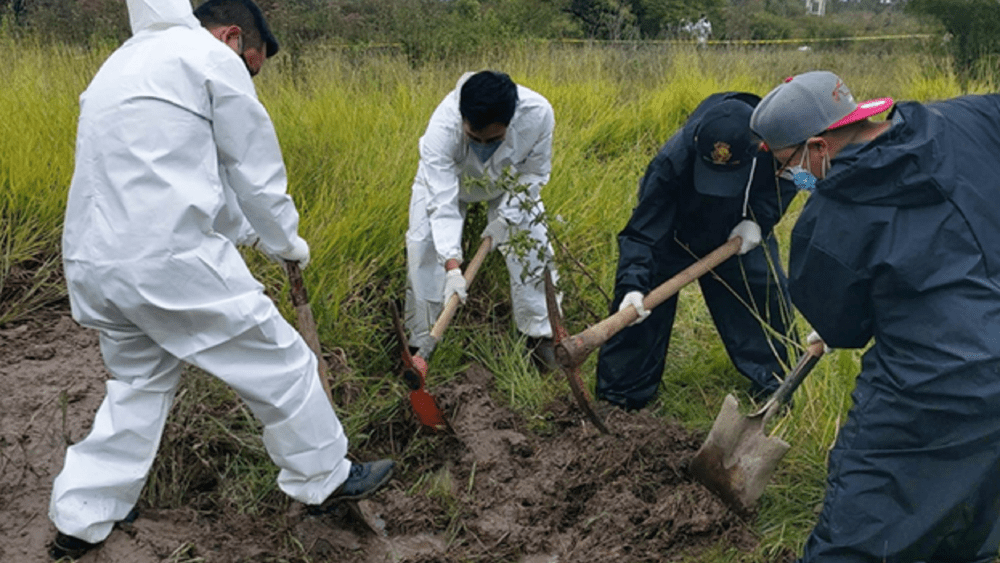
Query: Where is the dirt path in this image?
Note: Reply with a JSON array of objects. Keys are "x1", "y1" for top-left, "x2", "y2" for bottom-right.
[{"x1": 1, "y1": 308, "x2": 759, "y2": 562}]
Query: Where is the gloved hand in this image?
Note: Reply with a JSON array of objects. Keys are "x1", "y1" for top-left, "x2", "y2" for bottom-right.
[
  {"x1": 806, "y1": 330, "x2": 831, "y2": 354},
  {"x1": 729, "y1": 220, "x2": 762, "y2": 255},
  {"x1": 277, "y1": 237, "x2": 310, "y2": 269},
  {"x1": 443, "y1": 268, "x2": 467, "y2": 304},
  {"x1": 480, "y1": 216, "x2": 510, "y2": 251},
  {"x1": 618, "y1": 291, "x2": 650, "y2": 326}
]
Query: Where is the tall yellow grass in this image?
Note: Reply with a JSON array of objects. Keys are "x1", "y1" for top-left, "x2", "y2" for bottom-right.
[{"x1": 1, "y1": 38, "x2": 973, "y2": 328}]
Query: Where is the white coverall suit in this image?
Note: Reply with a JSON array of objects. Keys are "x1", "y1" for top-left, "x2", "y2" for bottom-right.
[
  {"x1": 405, "y1": 73, "x2": 557, "y2": 351},
  {"x1": 51, "y1": 0, "x2": 349, "y2": 544}
]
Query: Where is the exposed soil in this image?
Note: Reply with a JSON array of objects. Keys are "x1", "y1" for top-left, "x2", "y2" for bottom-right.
[{"x1": 1, "y1": 306, "x2": 759, "y2": 562}]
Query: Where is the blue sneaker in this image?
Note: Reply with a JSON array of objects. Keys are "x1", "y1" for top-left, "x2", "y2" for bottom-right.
[{"x1": 321, "y1": 459, "x2": 395, "y2": 507}]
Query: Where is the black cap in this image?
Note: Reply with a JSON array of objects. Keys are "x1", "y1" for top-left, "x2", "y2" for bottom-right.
[
  {"x1": 195, "y1": 0, "x2": 279, "y2": 57},
  {"x1": 242, "y1": 0, "x2": 279, "y2": 57},
  {"x1": 692, "y1": 99, "x2": 757, "y2": 197}
]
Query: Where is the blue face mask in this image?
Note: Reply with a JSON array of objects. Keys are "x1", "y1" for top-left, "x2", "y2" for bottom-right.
[
  {"x1": 779, "y1": 145, "x2": 821, "y2": 192},
  {"x1": 791, "y1": 168, "x2": 817, "y2": 192},
  {"x1": 470, "y1": 139, "x2": 502, "y2": 163}
]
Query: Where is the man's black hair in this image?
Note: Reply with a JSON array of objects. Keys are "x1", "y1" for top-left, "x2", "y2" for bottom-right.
[
  {"x1": 194, "y1": 0, "x2": 279, "y2": 57},
  {"x1": 459, "y1": 71, "x2": 519, "y2": 131}
]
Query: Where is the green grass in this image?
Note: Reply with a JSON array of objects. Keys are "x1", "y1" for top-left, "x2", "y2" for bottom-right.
[{"x1": 4, "y1": 33, "x2": 995, "y2": 560}]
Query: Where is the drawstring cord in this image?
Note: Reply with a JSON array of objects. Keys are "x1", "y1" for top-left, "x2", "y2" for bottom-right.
[{"x1": 741, "y1": 156, "x2": 756, "y2": 218}]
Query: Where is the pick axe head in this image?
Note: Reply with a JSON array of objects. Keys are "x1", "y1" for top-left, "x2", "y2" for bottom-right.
[{"x1": 543, "y1": 268, "x2": 609, "y2": 434}]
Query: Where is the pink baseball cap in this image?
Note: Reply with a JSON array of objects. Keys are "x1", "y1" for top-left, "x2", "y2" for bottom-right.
[{"x1": 750, "y1": 71, "x2": 893, "y2": 149}]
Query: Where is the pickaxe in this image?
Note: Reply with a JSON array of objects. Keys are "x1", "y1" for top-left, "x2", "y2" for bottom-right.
[{"x1": 544, "y1": 237, "x2": 743, "y2": 430}]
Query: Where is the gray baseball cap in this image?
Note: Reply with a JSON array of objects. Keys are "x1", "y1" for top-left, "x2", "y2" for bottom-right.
[{"x1": 750, "y1": 71, "x2": 893, "y2": 150}]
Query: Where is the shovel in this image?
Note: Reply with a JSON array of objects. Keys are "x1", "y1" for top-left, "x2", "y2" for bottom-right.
[
  {"x1": 287, "y1": 261, "x2": 384, "y2": 534},
  {"x1": 417, "y1": 237, "x2": 492, "y2": 361},
  {"x1": 391, "y1": 302, "x2": 449, "y2": 431},
  {"x1": 688, "y1": 339, "x2": 826, "y2": 516},
  {"x1": 286, "y1": 261, "x2": 333, "y2": 403},
  {"x1": 393, "y1": 236, "x2": 493, "y2": 432},
  {"x1": 552, "y1": 237, "x2": 742, "y2": 370}
]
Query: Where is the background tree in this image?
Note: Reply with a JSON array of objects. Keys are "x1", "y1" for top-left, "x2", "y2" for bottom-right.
[
  {"x1": 564, "y1": 0, "x2": 639, "y2": 39},
  {"x1": 0, "y1": 0, "x2": 946, "y2": 66},
  {"x1": 0, "y1": 0, "x2": 128, "y2": 43},
  {"x1": 628, "y1": 0, "x2": 727, "y2": 39},
  {"x1": 907, "y1": 0, "x2": 1000, "y2": 79}
]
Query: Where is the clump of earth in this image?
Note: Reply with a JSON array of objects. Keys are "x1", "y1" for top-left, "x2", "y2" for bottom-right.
[{"x1": 1, "y1": 307, "x2": 758, "y2": 562}]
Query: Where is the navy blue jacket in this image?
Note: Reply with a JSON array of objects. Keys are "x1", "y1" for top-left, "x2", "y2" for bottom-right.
[
  {"x1": 791, "y1": 95, "x2": 1000, "y2": 561},
  {"x1": 791, "y1": 96, "x2": 1000, "y2": 379},
  {"x1": 616, "y1": 92, "x2": 796, "y2": 295}
]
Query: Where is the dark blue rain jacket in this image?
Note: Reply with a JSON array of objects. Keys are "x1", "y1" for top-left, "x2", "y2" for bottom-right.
[
  {"x1": 596, "y1": 92, "x2": 798, "y2": 410},
  {"x1": 792, "y1": 96, "x2": 1000, "y2": 562},
  {"x1": 615, "y1": 92, "x2": 795, "y2": 292}
]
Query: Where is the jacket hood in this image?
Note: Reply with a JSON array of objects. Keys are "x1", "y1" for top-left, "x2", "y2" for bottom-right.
[
  {"x1": 128, "y1": 0, "x2": 199, "y2": 34},
  {"x1": 817, "y1": 102, "x2": 947, "y2": 208}
]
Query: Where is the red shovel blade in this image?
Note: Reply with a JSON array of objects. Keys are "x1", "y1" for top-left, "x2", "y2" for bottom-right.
[
  {"x1": 401, "y1": 353, "x2": 448, "y2": 431},
  {"x1": 391, "y1": 302, "x2": 449, "y2": 432},
  {"x1": 409, "y1": 388, "x2": 449, "y2": 431}
]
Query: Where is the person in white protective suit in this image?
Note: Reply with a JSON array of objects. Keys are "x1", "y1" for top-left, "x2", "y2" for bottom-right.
[
  {"x1": 48, "y1": 0, "x2": 394, "y2": 559},
  {"x1": 693, "y1": 15, "x2": 712, "y2": 46},
  {"x1": 405, "y1": 70, "x2": 561, "y2": 371}
]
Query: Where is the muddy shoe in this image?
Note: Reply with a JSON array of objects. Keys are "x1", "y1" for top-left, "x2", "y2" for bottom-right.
[
  {"x1": 49, "y1": 532, "x2": 99, "y2": 561},
  {"x1": 527, "y1": 337, "x2": 559, "y2": 373},
  {"x1": 310, "y1": 459, "x2": 395, "y2": 515},
  {"x1": 48, "y1": 507, "x2": 139, "y2": 560}
]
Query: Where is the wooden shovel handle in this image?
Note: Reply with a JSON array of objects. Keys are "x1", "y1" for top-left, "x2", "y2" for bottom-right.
[
  {"x1": 556, "y1": 237, "x2": 742, "y2": 368},
  {"x1": 285, "y1": 261, "x2": 333, "y2": 404},
  {"x1": 429, "y1": 236, "x2": 492, "y2": 340}
]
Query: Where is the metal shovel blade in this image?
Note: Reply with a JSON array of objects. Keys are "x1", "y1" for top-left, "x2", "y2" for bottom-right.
[
  {"x1": 689, "y1": 341, "x2": 825, "y2": 515},
  {"x1": 688, "y1": 394, "x2": 790, "y2": 515}
]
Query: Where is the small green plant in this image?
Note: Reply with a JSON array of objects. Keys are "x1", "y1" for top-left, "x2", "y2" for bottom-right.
[
  {"x1": 461, "y1": 165, "x2": 609, "y2": 319},
  {"x1": 460, "y1": 166, "x2": 550, "y2": 282}
]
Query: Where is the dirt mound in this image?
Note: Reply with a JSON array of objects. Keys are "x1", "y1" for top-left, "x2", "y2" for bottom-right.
[{"x1": 0, "y1": 310, "x2": 756, "y2": 562}]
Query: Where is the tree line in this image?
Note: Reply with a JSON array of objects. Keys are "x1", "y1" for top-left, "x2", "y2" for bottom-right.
[{"x1": 1, "y1": 0, "x2": 998, "y2": 77}]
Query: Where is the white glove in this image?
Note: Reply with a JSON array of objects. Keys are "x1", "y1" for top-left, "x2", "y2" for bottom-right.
[
  {"x1": 806, "y1": 330, "x2": 831, "y2": 354},
  {"x1": 443, "y1": 268, "x2": 467, "y2": 304},
  {"x1": 277, "y1": 237, "x2": 310, "y2": 269},
  {"x1": 619, "y1": 291, "x2": 650, "y2": 326},
  {"x1": 481, "y1": 216, "x2": 510, "y2": 251},
  {"x1": 729, "y1": 220, "x2": 762, "y2": 255}
]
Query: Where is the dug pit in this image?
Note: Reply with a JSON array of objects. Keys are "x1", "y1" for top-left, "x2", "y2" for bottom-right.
[{"x1": 1, "y1": 310, "x2": 758, "y2": 562}]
